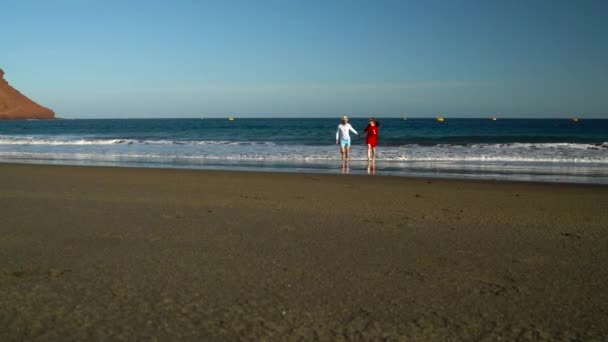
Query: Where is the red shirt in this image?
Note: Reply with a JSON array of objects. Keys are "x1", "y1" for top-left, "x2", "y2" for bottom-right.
[
  {"x1": 364, "y1": 124, "x2": 379, "y2": 147},
  {"x1": 365, "y1": 124, "x2": 379, "y2": 137}
]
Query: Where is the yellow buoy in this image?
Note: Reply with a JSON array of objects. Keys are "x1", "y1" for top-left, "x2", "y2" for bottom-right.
[
  {"x1": 491, "y1": 117, "x2": 497, "y2": 121},
  {"x1": 228, "y1": 117, "x2": 235, "y2": 121},
  {"x1": 436, "y1": 117, "x2": 445, "y2": 122},
  {"x1": 572, "y1": 118, "x2": 579, "y2": 122}
]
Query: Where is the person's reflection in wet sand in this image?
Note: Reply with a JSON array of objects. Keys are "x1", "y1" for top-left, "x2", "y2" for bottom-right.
[
  {"x1": 367, "y1": 160, "x2": 376, "y2": 175},
  {"x1": 341, "y1": 160, "x2": 350, "y2": 174}
]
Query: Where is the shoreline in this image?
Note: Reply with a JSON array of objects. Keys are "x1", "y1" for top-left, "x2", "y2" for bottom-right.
[
  {"x1": 1, "y1": 160, "x2": 607, "y2": 186},
  {"x1": 1, "y1": 163, "x2": 607, "y2": 339},
  {"x1": 1, "y1": 117, "x2": 606, "y2": 185}
]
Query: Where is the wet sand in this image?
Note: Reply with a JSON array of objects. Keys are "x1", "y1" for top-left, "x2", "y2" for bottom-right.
[{"x1": 1, "y1": 163, "x2": 607, "y2": 340}]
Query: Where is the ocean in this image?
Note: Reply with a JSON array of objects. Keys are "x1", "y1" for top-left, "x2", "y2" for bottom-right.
[{"x1": 0, "y1": 118, "x2": 606, "y2": 184}]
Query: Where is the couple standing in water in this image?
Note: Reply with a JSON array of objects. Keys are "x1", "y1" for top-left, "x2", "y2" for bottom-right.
[{"x1": 335, "y1": 115, "x2": 380, "y2": 166}]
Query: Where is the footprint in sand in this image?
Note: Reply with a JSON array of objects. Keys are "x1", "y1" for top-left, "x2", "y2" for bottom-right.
[
  {"x1": 560, "y1": 232, "x2": 581, "y2": 240},
  {"x1": 4, "y1": 268, "x2": 71, "y2": 279}
]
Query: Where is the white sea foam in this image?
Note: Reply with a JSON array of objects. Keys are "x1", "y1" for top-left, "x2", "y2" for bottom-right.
[
  {"x1": 403, "y1": 142, "x2": 608, "y2": 150},
  {"x1": 0, "y1": 135, "x2": 605, "y2": 149},
  {"x1": 1, "y1": 135, "x2": 607, "y2": 169}
]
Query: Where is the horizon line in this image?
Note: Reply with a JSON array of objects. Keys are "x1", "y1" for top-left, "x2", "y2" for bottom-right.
[{"x1": 51, "y1": 116, "x2": 602, "y2": 120}]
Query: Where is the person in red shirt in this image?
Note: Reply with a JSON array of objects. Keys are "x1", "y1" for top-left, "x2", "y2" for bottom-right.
[{"x1": 363, "y1": 117, "x2": 380, "y2": 161}]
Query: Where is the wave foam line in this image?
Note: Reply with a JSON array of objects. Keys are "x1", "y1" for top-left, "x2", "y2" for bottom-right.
[{"x1": 0, "y1": 137, "x2": 277, "y2": 146}]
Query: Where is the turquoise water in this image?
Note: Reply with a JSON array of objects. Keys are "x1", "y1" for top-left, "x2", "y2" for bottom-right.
[{"x1": 0, "y1": 118, "x2": 606, "y2": 183}]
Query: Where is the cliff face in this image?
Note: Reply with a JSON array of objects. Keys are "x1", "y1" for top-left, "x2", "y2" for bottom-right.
[{"x1": 0, "y1": 68, "x2": 55, "y2": 120}]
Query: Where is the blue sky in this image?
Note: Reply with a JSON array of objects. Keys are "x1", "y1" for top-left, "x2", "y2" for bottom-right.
[{"x1": 2, "y1": 0, "x2": 607, "y2": 118}]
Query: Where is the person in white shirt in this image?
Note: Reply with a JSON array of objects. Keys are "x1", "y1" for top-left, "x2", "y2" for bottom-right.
[{"x1": 335, "y1": 115, "x2": 358, "y2": 161}]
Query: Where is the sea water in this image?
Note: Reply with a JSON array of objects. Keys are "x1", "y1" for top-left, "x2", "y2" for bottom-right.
[{"x1": 0, "y1": 118, "x2": 606, "y2": 184}]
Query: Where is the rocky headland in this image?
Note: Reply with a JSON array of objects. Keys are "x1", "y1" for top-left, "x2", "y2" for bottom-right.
[{"x1": 0, "y1": 68, "x2": 55, "y2": 120}]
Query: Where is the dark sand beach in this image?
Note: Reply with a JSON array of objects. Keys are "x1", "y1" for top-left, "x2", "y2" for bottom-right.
[{"x1": 1, "y1": 163, "x2": 607, "y2": 340}]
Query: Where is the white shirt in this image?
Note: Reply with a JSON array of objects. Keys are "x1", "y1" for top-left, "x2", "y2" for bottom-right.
[{"x1": 336, "y1": 123, "x2": 358, "y2": 141}]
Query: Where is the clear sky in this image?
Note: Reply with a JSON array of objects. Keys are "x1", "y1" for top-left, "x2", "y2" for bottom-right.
[{"x1": 2, "y1": 0, "x2": 607, "y2": 118}]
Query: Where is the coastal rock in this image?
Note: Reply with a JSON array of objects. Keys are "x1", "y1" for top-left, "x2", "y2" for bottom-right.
[{"x1": 0, "y1": 68, "x2": 55, "y2": 120}]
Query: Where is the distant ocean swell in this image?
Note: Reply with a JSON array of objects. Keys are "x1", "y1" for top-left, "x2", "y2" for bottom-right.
[
  {"x1": 1, "y1": 135, "x2": 607, "y2": 148},
  {"x1": 0, "y1": 136, "x2": 279, "y2": 146}
]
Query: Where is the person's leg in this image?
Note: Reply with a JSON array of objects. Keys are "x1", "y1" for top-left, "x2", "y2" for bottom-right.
[
  {"x1": 367, "y1": 144, "x2": 372, "y2": 161},
  {"x1": 372, "y1": 146, "x2": 377, "y2": 160},
  {"x1": 345, "y1": 146, "x2": 350, "y2": 161},
  {"x1": 339, "y1": 139, "x2": 349, "y2": 161}
]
